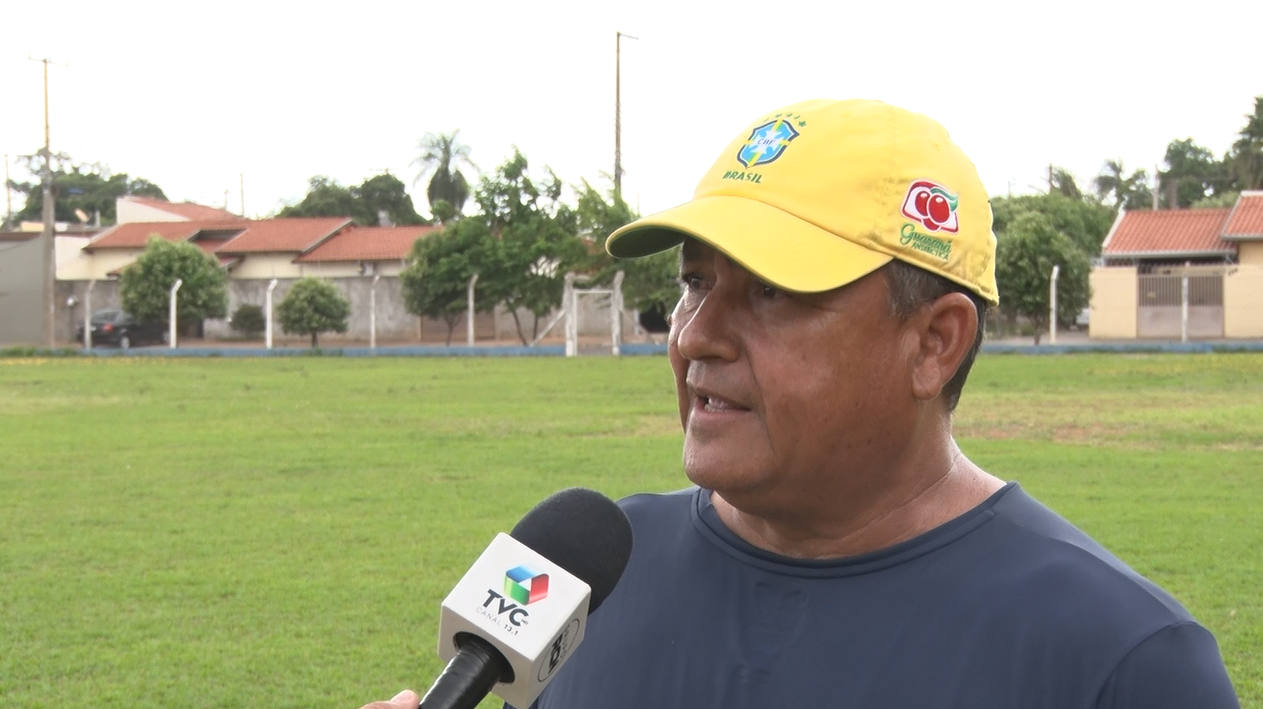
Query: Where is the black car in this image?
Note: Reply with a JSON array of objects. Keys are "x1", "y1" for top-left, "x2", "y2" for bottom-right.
[{"x1": 76, "y1": 309, "x2": 167, "y2": 349}]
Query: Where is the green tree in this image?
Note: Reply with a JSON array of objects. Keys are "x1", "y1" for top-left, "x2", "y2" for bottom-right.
[
  {"x1": 1192, "y1": 191, "x2": 1241, "y2": 209},
  {"x1": 353, "y1": 173, "x2": 427, "y2": 225},
  {"x1": 119, "y1": 237, "x2": 228, "y2": 329},
  {"x1": 1229, "y1": 96, "x2": 1263, "y2": 191},
  {"x1": 1093, "y1": 159, "x2": 1152, "y2": 212},
  {"x1": 573, "y1": 179, "x2": 681, "y2": 324},
  {"x1": 473, "y1": 149, "x2": 587, "y2": 345},
  {"x1": 413, "y1": 130, "x2": 476, "y2": 222},
  {"x1": 995, "y1": 213, "x2": 1091, "y2": 345},
  {"x1": 1158, "y1": 138, "x2": 1231, "y2": 208},
  {"x1": 9, "y1": 152, "x2": 166, "y2": 226},
  {"x1": 277, "y1": 278, "x2": 350, "y2": 348},
  {"x1": 279, "y1": 174, "x2": 425, "y2": 226},
  {"x1": 990, "y1": 193, "x2": 1114, "y2": 257},
  {"x1": 400, "y1": 222, "x2": 494, "y2": 345}
]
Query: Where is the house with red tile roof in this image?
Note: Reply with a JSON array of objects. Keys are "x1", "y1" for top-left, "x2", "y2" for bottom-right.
[
  {"x1": 66, "y1": 216, "x2": 353, "y2": 281},
  {"x1": 49, "y1": 196, "x2": 449, "y2": 344},
  {"x1": 1100, "y1": 209, "x2": 1236, "y2": 263},
  {"x1": 1090, "y1": 192, "x2": 1263, "y2": 339},
  {"x1": 1222, "y1": 191, "x2": 1263, "y2": 251},
  {"x1": 117, "y1": 195, "x2": 245, "y2": 223},
  {"x1": 215, "y1": 217, "x2": 353, "y2": 279},
  {"x1": 295, "y1": 225, "x2": 439, "y2": 277}
]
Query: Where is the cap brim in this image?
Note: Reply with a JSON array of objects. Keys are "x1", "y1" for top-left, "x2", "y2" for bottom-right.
[{"x1": 606, "y1": 195, "x2": 892, "y2": 294}]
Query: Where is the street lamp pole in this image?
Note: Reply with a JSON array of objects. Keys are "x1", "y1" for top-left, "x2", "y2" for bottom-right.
[{"x1": 614, "y1": 31, "x2": 638, "y2": 202}]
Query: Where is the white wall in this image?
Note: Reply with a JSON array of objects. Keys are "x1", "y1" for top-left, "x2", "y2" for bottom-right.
[
  {"x1": 58, "y1": 249, "x2": 141, "y2": 281},
  {"x1": 1089, "y1": 267, "x2": 1138, "y2": 339},
  {"x1": 232, "y1": 254, "x2": 303, "y2": 279},
  {"x1": 298, "y1": 261, "x2": 408, "y2": 278},
  {"x1": 1225, "y1": 266, "x2": 1263, "y2": 338},
  {"x1": 116, "y1": 200, "x2": 187, "y2": 224}
]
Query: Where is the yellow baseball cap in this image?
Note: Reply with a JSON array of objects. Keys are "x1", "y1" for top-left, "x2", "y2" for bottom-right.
[{"x1": 606, "y1": 98, "x2": 998, "y2": 304}]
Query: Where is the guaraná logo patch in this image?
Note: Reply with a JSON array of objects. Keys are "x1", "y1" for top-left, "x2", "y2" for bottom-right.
[{"x1": 900, "y1": 180, "x2": 960, "y2": 233}]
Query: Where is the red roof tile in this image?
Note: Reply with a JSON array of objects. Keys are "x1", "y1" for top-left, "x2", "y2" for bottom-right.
[
  {"x1": 216, "y1": 218, "x2": 352, "y2": 253},
  {"x1": 1102, "y1": 209, "x2": 1235, "y2": 257},
  {"x1": 1222, "y1": 192, "x2": 1263, "y2": 238},
  {"x1": 87, "y1": 220, "x2": 248, "y2": 249},
  {"x1": 122, "y1": 196, "x2": 245, "y2": 221},
  {"x1": 296, "y1": 225, "x2": 439, "y2": 262}
]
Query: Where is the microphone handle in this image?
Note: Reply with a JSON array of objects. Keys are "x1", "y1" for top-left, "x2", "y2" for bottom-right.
[{"x1": 419, "y1": 635, "x2": 513, "y2": 709}]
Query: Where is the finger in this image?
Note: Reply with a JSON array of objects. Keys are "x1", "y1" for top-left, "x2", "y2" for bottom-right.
[{"x1": 357, "y1": 689, "x2": 419, "y2": 709}]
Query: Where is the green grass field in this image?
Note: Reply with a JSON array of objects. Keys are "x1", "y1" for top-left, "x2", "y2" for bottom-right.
[{"x1": 1, "y1": 353, "x2": 1259, "y2": 708}]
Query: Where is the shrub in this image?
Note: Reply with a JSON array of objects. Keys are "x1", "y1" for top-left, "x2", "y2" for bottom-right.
[
  {"x1": 277, "y1": 278, "x2": 350, "y2": 348},
  {"x1": 230, "y1": 304, "x2": 266, "y2": 337}
]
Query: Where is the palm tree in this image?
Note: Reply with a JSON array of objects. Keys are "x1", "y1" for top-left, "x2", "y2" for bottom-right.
[
  {"x1": 1049, "y1": 166, "x2": 1082, "y2": 200},
  {"x1": 1094, "y1": 159, "x2": 1151, "y2": 212},
  {"x1": 412, "y1": 130, "x2": 476, "y2": 222}
]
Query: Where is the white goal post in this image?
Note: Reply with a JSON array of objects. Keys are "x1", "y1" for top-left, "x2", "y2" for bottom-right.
[{"x1": 528, "y1": 271, "x2": 625, "y2": 356}]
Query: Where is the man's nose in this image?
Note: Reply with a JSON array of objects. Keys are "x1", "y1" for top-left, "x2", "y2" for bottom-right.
[{"x1": 673, "y1": 286, "x2": 740, "y2": 363}]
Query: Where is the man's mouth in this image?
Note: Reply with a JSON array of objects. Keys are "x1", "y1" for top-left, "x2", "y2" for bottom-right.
[{"x1": 699, "y1": 394, "x2": 748, "y2": 413}]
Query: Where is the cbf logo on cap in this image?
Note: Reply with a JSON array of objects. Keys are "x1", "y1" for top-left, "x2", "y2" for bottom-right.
[{"x1": 736, "y1": 116, "x2": 802, "y2": 168}]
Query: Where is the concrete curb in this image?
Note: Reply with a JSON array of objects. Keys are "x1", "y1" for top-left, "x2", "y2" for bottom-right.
[
  {"x1": 8, "y1": 341, "x2": 1263, "y2": 358},
  {"x1": 982, "y1": 341, "x2": 1263, "y2": 354}
]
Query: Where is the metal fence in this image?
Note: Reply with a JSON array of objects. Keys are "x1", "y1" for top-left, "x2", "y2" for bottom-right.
[{"x1": 1137, "y1": 274, "x2": 1224, "y2": 339}]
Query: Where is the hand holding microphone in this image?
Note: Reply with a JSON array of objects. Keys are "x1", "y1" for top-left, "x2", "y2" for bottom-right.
[
  {"x1": 361, "y1": 488, "x2": 633, "y2": 709},
  {"x1": 358, "y1": 690, "x2": 420, "y2": 709}
]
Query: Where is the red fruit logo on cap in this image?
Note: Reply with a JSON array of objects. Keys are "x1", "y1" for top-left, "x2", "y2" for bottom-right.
[{"x1": 901, "y1": 180, "x2": 959, "y2": 233}]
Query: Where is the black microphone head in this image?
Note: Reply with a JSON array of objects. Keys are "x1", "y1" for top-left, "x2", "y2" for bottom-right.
[{"x1": 509, "y1": 487, "x2": 633, "y2": 614}]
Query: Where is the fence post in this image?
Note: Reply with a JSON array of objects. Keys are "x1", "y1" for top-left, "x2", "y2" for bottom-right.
[
  {"x1": 265, "y1": 279, "x2": 278, "y2": 349},
  {"x1": 370, "y1": 274, "x2": 381, "y2": 351},
  {"x1": 564, "y1": 272, "x2": 577, "y2": 357},
  {"x1": 611, "y1": 271, "x2": 625, "y2": 356},
  {"x1": 83, "y1": 280, "x2": 95, "y2": 350},
  {"x1": 168, "y1": 279, "x2": 183, "y2": 349},
  {"x1": 466, "y1": 274, "x2": 479, "y2": 347},
  {"x1": 1049, "y1": 265, "x2": 1060, "y2": 345},
  {"x1": 1181, "y1": 275, "x2": 1189, "y2": 343}
]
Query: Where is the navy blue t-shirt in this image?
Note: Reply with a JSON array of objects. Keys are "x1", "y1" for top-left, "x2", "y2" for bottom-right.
[{"x1": 524, "y1": 484, "x2": 1238, "y2": 709}]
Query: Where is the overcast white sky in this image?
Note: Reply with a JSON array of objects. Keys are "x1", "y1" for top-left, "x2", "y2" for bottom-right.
[{"x1": 2, "y1": 0, "x2": 1259, "y2": 221}]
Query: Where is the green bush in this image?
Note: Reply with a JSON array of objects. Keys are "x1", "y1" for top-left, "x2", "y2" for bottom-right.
[
  {"x1": 229, "y1": 304, "x2": 266, "y2": 337},
  {"x1": 277, "y1": 278, "x2": 350, "y2": 348}
]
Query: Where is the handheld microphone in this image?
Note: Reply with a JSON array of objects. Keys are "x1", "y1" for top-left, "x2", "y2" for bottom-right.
[{"x1": 418, "y1": 488, "x2": 633, "y2": 709}]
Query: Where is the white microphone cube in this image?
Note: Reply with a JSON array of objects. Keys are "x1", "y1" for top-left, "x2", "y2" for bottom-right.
[{"x1": 438, "y1": 533, "x2": 591, "y2": 708}]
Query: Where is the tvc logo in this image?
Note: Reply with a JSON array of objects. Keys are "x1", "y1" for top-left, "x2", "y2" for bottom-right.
[
  {"x1": 479, "y1": 565, "x2": 549, "y2": 628},
  {"x1": 505, "y1": 565, "x2": 549, "y2": 605}
]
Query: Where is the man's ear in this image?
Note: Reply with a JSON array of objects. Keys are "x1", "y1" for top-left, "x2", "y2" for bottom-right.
[{"x1": 909, "y1": 292, "x2": 978, "y2": 402}]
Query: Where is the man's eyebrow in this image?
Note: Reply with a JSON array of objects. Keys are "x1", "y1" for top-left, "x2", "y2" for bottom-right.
[{"x1": 680, "y1": 238, "x2": 705, "y2": 262}]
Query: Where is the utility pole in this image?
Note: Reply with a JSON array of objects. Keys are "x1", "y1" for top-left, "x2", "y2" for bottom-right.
[
  {"x1": 239, "y1": 173, "x2": 245, "y2": 217},
  {"x1": 614, "y1": 31, "x2": 638, "y2": 202},
  {"x1": 31, "y1": 56, "x2": 66, "y2": 349}
]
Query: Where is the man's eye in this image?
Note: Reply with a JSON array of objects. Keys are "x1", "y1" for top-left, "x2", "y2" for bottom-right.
[
  {"x1": 759, "y1": 282, "x2": 783, "y2": 299},
  {"x1": 681, "y1": 273, "x2": 705, "y2": 291}
]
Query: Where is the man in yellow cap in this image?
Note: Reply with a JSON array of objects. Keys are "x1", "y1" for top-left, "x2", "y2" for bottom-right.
[
  {"x1": 550, "y1": 98, "x2": 1237, "y2": 708},
  {"x1": 368, "y1": 100, "x2": 1239, "y2": 709}
]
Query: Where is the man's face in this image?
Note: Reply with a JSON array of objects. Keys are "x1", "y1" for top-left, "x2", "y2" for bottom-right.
[{"x1": 668, "y1": 239, "x2": 920, "y2": 517}]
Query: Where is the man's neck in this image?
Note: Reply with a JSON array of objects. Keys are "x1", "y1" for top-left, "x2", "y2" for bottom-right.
[{"x1": 710, "y1": 447, "x2": 1005, "y2": 560}]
